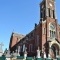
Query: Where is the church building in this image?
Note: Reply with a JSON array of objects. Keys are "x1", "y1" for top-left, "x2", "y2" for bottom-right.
[{"x1": 9, "y1": 0, "x2": 60, "y2": 58}]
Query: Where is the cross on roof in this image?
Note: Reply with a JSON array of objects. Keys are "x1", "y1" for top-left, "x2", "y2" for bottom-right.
[{"x1": 0, "y1": 43, "x2": 4, "y2": 49}]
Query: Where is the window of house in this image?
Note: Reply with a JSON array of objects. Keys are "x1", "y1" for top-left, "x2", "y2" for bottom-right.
[
  {"x1": 48, "y1": 8, "x2": 51, "y2": 17},
  {"x1": 23, "y1": 44, "x2": 25, "y2": 52},
  {"x1": 17, "y1": 46, "x2": 20, "y2": 53},
  {"x1": 36, "y1": 35, "x2": 39, "y2": 46},
  {"x1": 51, "y1": 10, "x2": 53, "y2": 18},
  {"x1": 50, "y1": 30, "x2": 52, "y2": 37},
  {"x1": 50, "y1": 30, "x2": 53, "y2": 38},
  {"x1": 50, "y1": 30, "x2": 55, "y2": 38},
  {"x1": 29, "y1": 44, "x2": 33, "y2": 52},
  {"x1": 41, "y1": 12, "x2": 43, "y2": 18},
  {"x1": 54, "y1": 31, "x2": 55, "y2": 37},
  {"x1": 50, "y1": 10, "x2": 55, "y2": 19},
  {"x1": 20, "y1": 46, "x2": 22, "y2": 52},
  {"x1": 21, "y1": 46, "x2": 23, "y2": 52},
  {"x1": 53, "y1": 10, "x2": 55, "y2": 19},
  {"x1": 43, "y1": 10, "x2": 45, "y2": 19},
  {"x1": 52, "y1": 31, "x2": 55, "y2": 38}
]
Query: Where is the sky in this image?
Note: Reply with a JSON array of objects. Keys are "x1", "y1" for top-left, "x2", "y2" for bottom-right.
[{"x1": 0, "y1": 0, "x2": 60, "y2": 51}]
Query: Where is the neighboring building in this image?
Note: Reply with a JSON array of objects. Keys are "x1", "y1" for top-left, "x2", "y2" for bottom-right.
[
  {"x1": 9, "y1": 32, "x2": 25, "y2": 51},
  {"x1": 9, "y1": 0, "x2": 60, "y2": 58}
]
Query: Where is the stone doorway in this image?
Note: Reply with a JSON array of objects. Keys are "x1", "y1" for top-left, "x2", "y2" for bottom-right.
[{"x1": 50, "y1": 43, "x2": 59, "y2": 58}]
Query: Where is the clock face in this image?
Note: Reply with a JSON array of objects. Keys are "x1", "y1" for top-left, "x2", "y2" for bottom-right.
[
  {"x1": 50, "y1": 24, "x2": 55, "y2": 30},
  {"x1": 49, "y1": 3, "x2": 52, "y2": 7}
]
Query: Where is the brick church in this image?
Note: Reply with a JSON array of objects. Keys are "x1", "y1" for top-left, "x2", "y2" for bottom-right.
[{"x1": 9, "y1": 0, "x2": 60, "y2": 58}]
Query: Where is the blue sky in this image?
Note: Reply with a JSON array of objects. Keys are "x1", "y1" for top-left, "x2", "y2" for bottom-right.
[{"x1": 0, "y1": 0, "x2": 60, "y2": 51}]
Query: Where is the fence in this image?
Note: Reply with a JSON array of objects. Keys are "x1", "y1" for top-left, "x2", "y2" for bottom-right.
[{"x1": 0, "y1": 56, "x2": 60, "y2": 60}]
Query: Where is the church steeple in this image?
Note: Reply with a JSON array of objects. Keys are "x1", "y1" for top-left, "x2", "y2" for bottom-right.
[{"x1": 40, "y1": 0, "x2": 56, "y2": 22}]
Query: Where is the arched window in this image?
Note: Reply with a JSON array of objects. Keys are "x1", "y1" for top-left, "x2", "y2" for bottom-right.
[
  {"x1": 36, "y1": 35, "x2": 39, "y2": 46},
  {"x1": 53, "y1": 10, "x2": 55, "y2": 19},
  {"x1": 49, "y1": 23, "x2": 56, "y2": 39},
  {"x1": 29, "y1": 44, "x2": 33, "y2": 52},
  {"x1": 23, "y1": 44, "x2": 25, "y2": 52},
  {"x1": 48, "y1": 8, "x2": 51, "y2": 17}
]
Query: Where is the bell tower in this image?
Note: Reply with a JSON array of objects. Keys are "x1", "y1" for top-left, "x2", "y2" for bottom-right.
[
  {"x1": 40, "y1": 0, "x2": 57, "y2": 56},
  {"x1": 40, "y1": 0, "x2": 56, "y2": 22}
]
